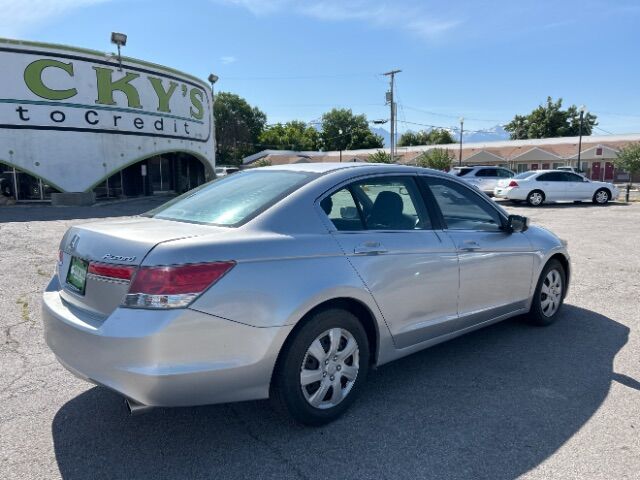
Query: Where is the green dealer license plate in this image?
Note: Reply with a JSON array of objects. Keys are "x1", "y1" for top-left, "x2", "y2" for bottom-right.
[{"x1": 66, "y1": 256, "x2": 89, "y2": 294}]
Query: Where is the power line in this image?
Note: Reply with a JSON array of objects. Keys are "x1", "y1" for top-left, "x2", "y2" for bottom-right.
[
  {"x1": 222, "y1": 72, "x2": 380, "y2": 81},
  {"x1": 400, "y1": 104, "x2": 505, "y2": 123}
]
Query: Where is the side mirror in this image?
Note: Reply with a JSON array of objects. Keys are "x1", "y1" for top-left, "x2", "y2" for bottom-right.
[{"x1": 506, "y1": 214, "x2": 529, "y2": 233}]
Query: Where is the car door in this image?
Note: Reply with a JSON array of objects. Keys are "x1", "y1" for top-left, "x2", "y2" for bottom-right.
[
  {"x1": 319, "y1": 174, "x2": 460, "y2": 349},
  {"x1": 563, "y1": 172, "x2": 592, "y2": 200},
  {"x1": 534, "y1": 172, "x2": 565, "y2": 200},
  {"x1": 473, "y1": 168, "x2": 499, "y2": 192},
  {"x1": 422, "y1": 175, "x2": 535, "y2": 328}
]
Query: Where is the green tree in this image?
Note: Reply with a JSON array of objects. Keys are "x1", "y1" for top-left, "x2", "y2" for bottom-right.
[
  {"x1": 215, "y1": 92, "x2": 267, "y2": 165},
  {"x1": 320, "y1": 108, "x2": 383, "y2": 151},
  {"x1": 367, "y1": 150, "x2": 394, "y2": 163},
  {"x1": 505, "y1": 97, "x2": 598, "y2": 140},
  {"x1": 398, "y1": 128, "x2": 454, "y2": 146},
  {"x1": 251, "y1": 158, "x2": 272, "y2": 168},
  {"x1": 613, "y1": 143, "x2": 640, "y2": 185},
  {"x1": 416, "y1": 148, "x2": 454, "y2": 171},
  {"x1": 258, "y1": 121, "x2": 319, "y2": 151}
]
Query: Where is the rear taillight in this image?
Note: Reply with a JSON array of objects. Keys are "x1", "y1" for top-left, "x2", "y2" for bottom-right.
[
  {"x1": 88, "y1": 262, "x2": 135, "y2": 280},
  {"x1": 123, "y1": 261, "x2": 235, "y2": 309},
  {"x1": 508, "y1": 180, "x2": 519, "y2": 187}
]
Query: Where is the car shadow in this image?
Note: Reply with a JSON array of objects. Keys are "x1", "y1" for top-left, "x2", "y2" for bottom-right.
[
  {"x1": 496, "y1": 199, "x2": 629, "y2": 209},
  {"x1": 51, "y1": 305, "x2": 628, "y2": 480},
  {"x1": 0, "y1": 197, "x2": 170, "y2": 223}
]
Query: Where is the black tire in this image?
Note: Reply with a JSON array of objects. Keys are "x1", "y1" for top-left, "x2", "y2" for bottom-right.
[
  {"x1": 527, "y1": 259, "x2": 566, "y2": 326},
  {"x1": 527, "y1": 190, "x2": 545, "y2": 207},
  {"x1": 592, "y1": 188, "x2": 610, "y2": 205},
  {"x1": 270, "y1": 308, "x2": 370, "y2": 426}
]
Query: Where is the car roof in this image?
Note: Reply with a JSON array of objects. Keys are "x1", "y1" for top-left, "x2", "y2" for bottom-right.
[{"x1": 256, "y1": 162, "x2": 426, "y2": 175}]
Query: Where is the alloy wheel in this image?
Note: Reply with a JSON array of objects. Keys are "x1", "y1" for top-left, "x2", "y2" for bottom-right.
[
  {"x1": 540, "y1": 269, "x2": 563, "y2": 317},
  {"x1": 529, "y1": 192, "x2": 543, "y2": 206},
  {"x1": 595, "y1": 190, "x2": 609, "y2": 204},
  {"x1": 300, "y1": 328, "x2": 359, "y2": 410}
]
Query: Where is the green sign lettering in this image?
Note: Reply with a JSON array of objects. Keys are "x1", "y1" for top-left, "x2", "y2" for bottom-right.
[
  {"x1": 24, "y1": 59, "x2": 77, "y2": 100},
  {"x1": 93, "y1": 67, "x2": 142, "y2": 108},
  {"x1": 189, "y1": 88, "x2": 204, "y2": 120},
  {"x1": 148, "y1": 77, "x2": 178, "y2": 113}
]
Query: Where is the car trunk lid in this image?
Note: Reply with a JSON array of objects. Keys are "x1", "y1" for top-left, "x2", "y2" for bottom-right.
[{"x1": 58, "y1": 216, "x2": 227, "y2": 317}]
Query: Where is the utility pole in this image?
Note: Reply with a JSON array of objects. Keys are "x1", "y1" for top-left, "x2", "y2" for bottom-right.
[
  {"x1": 383, "y1": 70, "x2": 401, "y2": 161},
  {"x1": 458, "y1": 117, "x2": 464, "y2": 166},
  {"x1": 577, "y1": 105, "x2": 586, "y2": 172}
]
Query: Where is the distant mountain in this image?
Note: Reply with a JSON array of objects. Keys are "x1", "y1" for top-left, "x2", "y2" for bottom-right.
[
  {"x1": 308, "y1": 121, "x2": 510, "y2": 149},
  {"x1": 370, "y1": 127, "x2": 391, "y2": 148}
]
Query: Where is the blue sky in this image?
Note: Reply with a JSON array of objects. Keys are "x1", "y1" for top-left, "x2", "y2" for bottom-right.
[{"x1": 2, "y1": 0, "x2": 639, "y2": 135}]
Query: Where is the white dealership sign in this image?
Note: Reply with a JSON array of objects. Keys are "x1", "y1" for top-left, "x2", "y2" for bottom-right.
[{"x1": 0, "y1": 38, "x2": 214, "y2": 192}]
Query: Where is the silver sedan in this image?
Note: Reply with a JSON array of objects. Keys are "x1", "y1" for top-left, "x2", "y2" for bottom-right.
[{"x1": 43, "y1": 163, "x2": 570, "y2": 425}]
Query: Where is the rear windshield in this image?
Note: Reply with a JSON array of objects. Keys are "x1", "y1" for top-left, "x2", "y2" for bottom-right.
[
  {"x1": 514, "y1": 172, "x2": 537, "y2": 179},
  {"x1": 146, "y1": 170, "x2": 314, "y2": 226},
  {"x1": 452, "y1": 168, "x2": 474, "y2": 177}
]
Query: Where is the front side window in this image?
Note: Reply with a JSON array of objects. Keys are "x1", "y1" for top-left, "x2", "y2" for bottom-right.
[
  {"x1": 424, "y1": 177, "x2": 503, "y2": 231},
  {"x1": 323, "y1": 176, "x2": 431, "y2": 231},
  {"x1": 565, "y1": 172, "x2": 585, "y2": 182},
  {"x1": 147, "y1": 170, "x2": 314, "y2": 226}
]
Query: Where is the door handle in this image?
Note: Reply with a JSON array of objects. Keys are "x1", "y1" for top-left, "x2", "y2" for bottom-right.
[
  {"x1": 459, "y1": 240, "x2": 480, "y2": 251},
  {"x1": 354, "y1": 241, "x2": 388, "y2": 255}
]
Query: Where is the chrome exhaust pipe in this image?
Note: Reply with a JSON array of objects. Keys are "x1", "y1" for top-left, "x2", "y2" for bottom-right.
[{"x1": 125, "y1": 398, "x2": 153, "y2": 415}]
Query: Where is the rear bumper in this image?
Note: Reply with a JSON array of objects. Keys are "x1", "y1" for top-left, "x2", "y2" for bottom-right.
[
  {"x1": 493, "y1": 187, "x2": 527, "y2": 200},
  {"x1": 43, "y1": 277, "x2": 292, "y2": 407}
]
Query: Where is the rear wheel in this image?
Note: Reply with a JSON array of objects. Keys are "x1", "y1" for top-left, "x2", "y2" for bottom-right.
[
  {"x1": 593, "y1": 188, "x2": 610, "y2": 205},
  {"x1": 527, "y1": 190, "x2": 545, "y2": 207},
  {"x1": 527, "y1": 259, "x2": 566, "y2": 326},
  {"x1": 270, "y1": 308, "x2": 369, "y2": 425}
]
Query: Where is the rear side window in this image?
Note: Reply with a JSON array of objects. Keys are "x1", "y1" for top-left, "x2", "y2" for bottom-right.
[
  {"x1": 321, "y1": 188, "x2": 364, "y2": 231},
  {"x1": 475, "y1": 168, "x2": 497, "y2": 177},
  {"x1": 147, "y1": 170, "x2": 313, "y2": 226},
  {"x1": 424, "y1": 177, "x2": 503, "y2": 231},
  {"x1": 453, "y1": 168, "x2": 474, "y2": 177},
  {"x1": 497, "y1": 169, "x2": 514, "y2": 178},
  {"x1": 323, "y1": 176, "x2": 431, "y2": 231}
]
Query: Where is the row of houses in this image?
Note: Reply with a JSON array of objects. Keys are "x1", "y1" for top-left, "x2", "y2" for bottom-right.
[{"x1": 243, "y1": 133, "x2": 640, "y2": 182}]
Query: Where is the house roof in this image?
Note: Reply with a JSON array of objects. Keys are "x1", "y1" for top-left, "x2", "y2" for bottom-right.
[{"x1": 243, "y1": 133, "x2": 640, "y2": 165}]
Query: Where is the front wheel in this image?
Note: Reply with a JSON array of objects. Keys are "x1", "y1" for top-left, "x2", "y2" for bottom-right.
[
  {"x1": 593, "y1": 188, "x2": 610, "y2": 205},
  {"x1": 270, "y1": 308, "x2": 370, "y2": 425},
  {"x1": 527, "y1": 259, "x2": 566, "y2": 326}
]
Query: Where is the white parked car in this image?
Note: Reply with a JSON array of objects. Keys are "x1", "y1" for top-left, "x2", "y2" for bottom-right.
[
  {"x1": 215, "y1": 166, "x2": 240, "y2": 177},
  {"x1": 494, "y1": 170, "x2": 619, "y2": 206},
  {"x1": 556, "y1": 166, "x2": 585, "y2": 175},
  {"x1": 450, "y1": 166, "x2": 515, "y2": 195}
]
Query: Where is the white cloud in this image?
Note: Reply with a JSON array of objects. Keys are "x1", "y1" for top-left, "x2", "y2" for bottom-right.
[
  {"x1": 213, "y1": 0, "x2": 462, "y2": 41},
  {"x1": 220, "y1": 55, "x2": 237, "y2": 64},
  {"x1": 0, "y1": 0, "x2": 109, "y2": 37}
]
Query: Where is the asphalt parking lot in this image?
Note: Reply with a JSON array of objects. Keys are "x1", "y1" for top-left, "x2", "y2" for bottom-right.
[{"x1": 1, "y1": 198, "x2": 639, "y2": 480}]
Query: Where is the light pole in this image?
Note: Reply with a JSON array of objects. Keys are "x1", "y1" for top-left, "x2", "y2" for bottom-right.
[
  {"x1": 338, "y1": 128, "x2": 343, "y2": 162},
  {"x1": 458, "y1": 117, "x2": 464, "y2": 166},
  {"x1": 208, "y1": 73, "x2": 219, "y2": 174},
  {"x1": 577, "y1": 105, "x2": 586, "y2": 173},
  {"x1": 110, "y1": 32, "x2": 127, "y2": 71}
]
